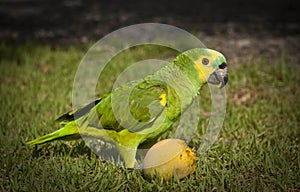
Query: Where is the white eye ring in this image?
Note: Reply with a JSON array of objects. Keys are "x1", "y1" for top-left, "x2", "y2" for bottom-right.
[{"x1": 202, "y1": 58, "x2": 210, "y2": 66}]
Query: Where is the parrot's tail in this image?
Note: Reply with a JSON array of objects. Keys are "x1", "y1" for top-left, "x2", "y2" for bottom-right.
[{"x1": 26, "y1": 122, "x2": 81, "y2": 145}]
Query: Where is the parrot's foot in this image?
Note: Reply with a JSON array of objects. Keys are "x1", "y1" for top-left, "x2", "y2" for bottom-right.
[{"x1": 126, "y1": 160, "x2": 140, "y2": 170}]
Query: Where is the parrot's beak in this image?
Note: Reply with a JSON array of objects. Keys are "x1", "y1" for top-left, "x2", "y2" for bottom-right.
[{"x1": 208, "y1": 63, "x2": 228, "y2": 88}]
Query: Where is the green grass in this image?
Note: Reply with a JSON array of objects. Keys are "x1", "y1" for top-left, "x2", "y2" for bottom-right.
[{"x1": 0, "y1": 43, "x2": 299, "y2": 191}]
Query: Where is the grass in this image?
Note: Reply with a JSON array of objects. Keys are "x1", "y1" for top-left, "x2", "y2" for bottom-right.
[{"x1": 0, "y1": 43, "x2": 299, "y2": 191}]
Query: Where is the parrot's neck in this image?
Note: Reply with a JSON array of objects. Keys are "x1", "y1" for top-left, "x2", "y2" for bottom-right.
[
  {"x1": 169, "y1": 54, "x2": 206, "y2": 95},
  {"x1": 153, "y1": 64, "x2": 201, "y2": 108}
]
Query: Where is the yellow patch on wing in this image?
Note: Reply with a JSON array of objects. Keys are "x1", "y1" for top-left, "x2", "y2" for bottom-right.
[{"x1": 159, "y1": 93, "x2": 167, "y2": 106}]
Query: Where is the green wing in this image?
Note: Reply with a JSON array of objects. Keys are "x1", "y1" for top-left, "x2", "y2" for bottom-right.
[
  {"x1": 55, "y1": 78, "x2": 168, "y2": 134},
  {"x1": 116, "y1": 79, "x2": 167, "y2": 133},
  {"x1": 70, "y1": 79, "x2": 168, "y2": 133}
]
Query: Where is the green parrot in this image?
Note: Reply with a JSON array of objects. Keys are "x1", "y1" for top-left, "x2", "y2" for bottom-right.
[{"x1": 27, "y1": 48, "x2": 228, "y2": 168}]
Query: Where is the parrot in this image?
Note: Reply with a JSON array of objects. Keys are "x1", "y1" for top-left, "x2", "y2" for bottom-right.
[{"x1": 27, "y1": 48, "x2": 228, "y2": 168}]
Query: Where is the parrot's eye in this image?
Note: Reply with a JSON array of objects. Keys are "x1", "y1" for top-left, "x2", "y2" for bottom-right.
[{"x1": 202, "y1": 58, "x2": 210, "y2": 65}]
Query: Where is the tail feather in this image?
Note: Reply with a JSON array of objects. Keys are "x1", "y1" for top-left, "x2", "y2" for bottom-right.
[{"x1": 27, "y1": 122, "x2": 81, "y2": 145}]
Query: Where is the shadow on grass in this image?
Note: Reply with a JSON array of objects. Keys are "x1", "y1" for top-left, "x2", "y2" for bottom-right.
[{"x1": 30, "y1": 141, "x2": 94, "y2": 159}]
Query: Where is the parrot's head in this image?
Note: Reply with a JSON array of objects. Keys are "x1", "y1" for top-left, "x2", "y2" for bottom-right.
[{"x1": 175, "y1": 48, "x2": 228, "y2": 89}]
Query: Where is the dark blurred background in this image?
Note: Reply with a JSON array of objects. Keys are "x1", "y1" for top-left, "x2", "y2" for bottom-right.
[
  {"x1": 2, "y1": 1, "x2": 298, "y2": 144},
  {"x1": 0, "y1": 0, "x2": 299, "y2": 45}
]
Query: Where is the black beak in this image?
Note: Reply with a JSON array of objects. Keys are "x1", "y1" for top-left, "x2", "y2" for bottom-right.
[{"x1": 208, "y1": 63, "x2": 228, "y2": 88}]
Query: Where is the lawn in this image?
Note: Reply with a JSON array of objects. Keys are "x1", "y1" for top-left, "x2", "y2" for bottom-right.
[{"x1": 0, "y1": 43, "x2": 299, "y2": 191}]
